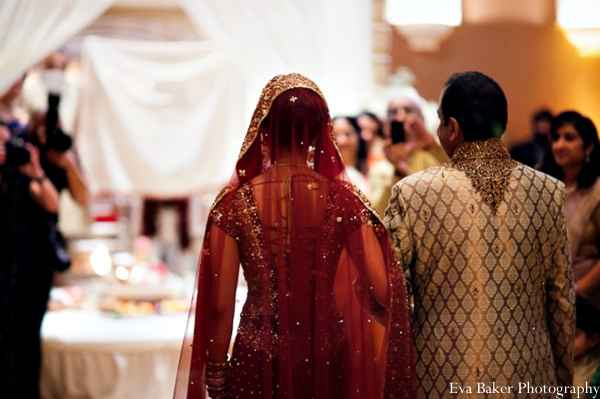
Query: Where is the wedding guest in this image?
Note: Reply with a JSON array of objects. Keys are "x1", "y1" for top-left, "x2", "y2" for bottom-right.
[
  {"x1": 369, "y1": 90, "x2": 448, "y2": 217},
  {"x1": 28, "y1": 110, "x2": 89, "y2": 207},
  {"x1": 357, "y1": 112, "x2": 382, "y2": 148},
  {"x1": 510, "y1": 109, "x2": 553, "y2": 170},
  {"x1": 3, "y1": 54, "x2": 88, "y2": 210},
  {"x1": 0, "y1": 123, "x2": 60, "y2": 399},
  {"x1": 543, "y1": 111, "x2": 600, "y2": 307},
  {"x1": 34, "y1": 51, "x2": 90, "y2": 207},
  {"x1": 20, "y1": 52, "x2": 90, "y2": 276},
  {"x1": 384, "y1": 71, "x2": 574, "y2": 398},
  {"x1": 173, "y1": 74, "x2": 415, "y2": 399},
  {"x1": 333, "y1": 116, "x2": 369, "y2": 195},
  {"x1": 1, "y1": 58, "x2": 81, "y2": 399},
  {"x1": 356, "y1": 111, "x2": 384, "y2": 171}
]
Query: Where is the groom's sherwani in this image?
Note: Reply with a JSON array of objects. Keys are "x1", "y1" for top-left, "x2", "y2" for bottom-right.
[{"x1": 384, "y1": 139, "x2": 574, "y2": 398}]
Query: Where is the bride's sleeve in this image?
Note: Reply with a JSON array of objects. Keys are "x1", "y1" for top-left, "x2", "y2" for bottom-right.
[
  {"x1": 173, "y1": 196, "x2": 240, "y2": 399},
  {"x1": 340, "y1": 186, "x2": 417, "y2": 398},
  {"x1": 339, "y1": 185, "x2": 393, "y2": 311},
  {"x1": 346, "y1": 223, "x2": 390, "y2": 308}
]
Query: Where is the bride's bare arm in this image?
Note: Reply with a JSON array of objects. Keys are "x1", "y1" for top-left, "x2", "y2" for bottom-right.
[
  {"x1": 346, "y1": 224, "x2": 390, "y2": 307},
  {"x1": 207, "y1": 224, "x2": 240, "y2": 362}
]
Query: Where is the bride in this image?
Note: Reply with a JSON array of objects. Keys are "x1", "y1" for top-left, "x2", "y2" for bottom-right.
[{"x1": 174, "y1": 73, "x2": 415, "y2": 399}]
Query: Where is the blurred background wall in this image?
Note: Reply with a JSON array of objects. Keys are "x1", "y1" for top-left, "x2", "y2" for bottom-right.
[{"x1": 389, "y1": 22, "x2": 600, "y2": 148}]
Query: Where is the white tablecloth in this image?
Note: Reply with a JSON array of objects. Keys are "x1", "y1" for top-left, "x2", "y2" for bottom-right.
[{"x1": 40, "y1": 310, "x2": 187, "y2": 399}]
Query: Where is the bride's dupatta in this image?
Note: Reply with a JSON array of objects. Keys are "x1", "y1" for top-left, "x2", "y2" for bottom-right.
[{"x1": 173, "y1": 74, "x2": 416, "y2": 399}]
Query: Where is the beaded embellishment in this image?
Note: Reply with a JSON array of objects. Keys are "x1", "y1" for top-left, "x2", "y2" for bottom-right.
[{"x1": 448, "y1": 139, "x2": 518, "y2": 214}]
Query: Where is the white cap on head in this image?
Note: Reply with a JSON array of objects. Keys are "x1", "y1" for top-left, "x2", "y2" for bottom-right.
[{"x1": 386, "y1": 86, "x2": 426, "y2": 116}]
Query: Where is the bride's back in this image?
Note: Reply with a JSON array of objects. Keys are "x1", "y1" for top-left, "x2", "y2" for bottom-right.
[{"x1": 252, "y1": 165, "x2": 330, "y2": 265}]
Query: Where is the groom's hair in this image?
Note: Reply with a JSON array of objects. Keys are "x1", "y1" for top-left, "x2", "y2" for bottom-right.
[{"x1": 441, "y1": 71, "x2": 507, "y2": 141}]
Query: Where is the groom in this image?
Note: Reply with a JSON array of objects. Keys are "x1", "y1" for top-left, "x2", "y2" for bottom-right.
[{"x1": 384, "y1": 71, "x2": 574, "y2": 398}]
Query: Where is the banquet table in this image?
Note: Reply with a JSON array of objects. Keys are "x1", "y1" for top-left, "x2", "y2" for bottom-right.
[
  {"x1": 40, "y1": 285, "x2": 248, "y2": 399},
  {"x1": 40, "y1": 309, "x2": 187, "y2": 399}
]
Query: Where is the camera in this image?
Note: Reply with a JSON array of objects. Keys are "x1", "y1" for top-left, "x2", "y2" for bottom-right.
[
  {"x1": 4, "y1": 136, "x2": 31, "y2": 166},
  {"x1": 391, "y1": 121, "x2": 405, "y2": 144},
  {"x1": 45, "y1": 126, "x2": 73, "y2": 152},
  {"x1": 44, "y1": 94, "x2": 72, "y2": 152}
]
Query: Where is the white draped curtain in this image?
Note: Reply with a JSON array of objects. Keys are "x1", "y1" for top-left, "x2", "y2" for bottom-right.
[
  {"x1": 77, "y1": 37, "x2": 246, "y2": 197},
  {"x1": 4, "y1": 0, "x2": 375, "y2": 197},
  {"x1": 0, "y1": 0, "x2": 115, "y2": 94},
  {"x1": 178, "y1": 0, "x2": 374, "y2": 118}
]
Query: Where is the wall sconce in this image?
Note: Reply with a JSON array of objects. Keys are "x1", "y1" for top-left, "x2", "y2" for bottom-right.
[
  {"x1": 557, "y1": 0, "x2": 600, "y2": 57},
  {"x1": 385, "y1": 0, "x2": 462, "y2": 52},
  {"x1": 463, "y1": 0, "x2": 552, "y2": 26}
]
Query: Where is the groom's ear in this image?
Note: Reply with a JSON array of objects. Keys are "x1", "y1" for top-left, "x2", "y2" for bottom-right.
[{"x1": 448, "y1": 117, "x2": 462, "y2": 142}]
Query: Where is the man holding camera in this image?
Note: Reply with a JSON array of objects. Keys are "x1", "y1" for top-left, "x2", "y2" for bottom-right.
[
  {"x1": 1, "y1": 52, "x2": 89, "y2": 208},
  {"x1": 36, "y1": 51, "x2": 89, "y2": 207},
  {"x1": 369, "y1": 89, "x2": 448, "y2": 217},
  {"x1": 0, "y1": 123, "x2": 59, "y2": 211},
  {"x1": 1, "y1": 122, "x2": 60, "y2": 399},
  {"x1": 0, "y1": 51, "x2": 87, "y2": 399}
]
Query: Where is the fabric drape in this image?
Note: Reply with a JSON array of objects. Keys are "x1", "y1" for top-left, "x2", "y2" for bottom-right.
[
  {"x1": 178, "y1": 0, "x2": 374, "y2": 118},
  {"x1": 0, "y1": 0, "x2": 115, "y2": 94},
  {"x1": 77, "y1": 37, "x2": 246, "y2": 196}
]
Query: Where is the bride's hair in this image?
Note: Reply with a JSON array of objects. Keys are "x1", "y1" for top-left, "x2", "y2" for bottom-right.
[{"x1": 262, "y1": 88, "x2": 327, "y2": 160}]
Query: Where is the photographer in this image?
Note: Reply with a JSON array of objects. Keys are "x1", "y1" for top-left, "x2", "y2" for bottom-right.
[
  {"x1": 0, "y1": 122, "x2": 59, "y2": 399},
  {"x1": 29, "y1": 112, "x2": 89, "y2": 206},
  {"x1": 35, "y1": 51, "x2": 89, "y2": 207},
  {"x1": 0, "y1": 52, "x2": 84, "y2": 398},
  {"x1": 369, "y1": 90, "x2": 449, "y2": 217}
]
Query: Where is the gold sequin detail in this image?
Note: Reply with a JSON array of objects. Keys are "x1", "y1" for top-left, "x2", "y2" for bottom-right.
[
  {"x1": 236, "y1": 73, "x2": 342, "y2": 163},
  {"x1": 210, "y1": 74, "x2": 358, "y2": 213},
  {"x1": 289, "y1": 95, "x2": 298, "y2": 103},
  {"x1": 448, "y1": 139, "x2": 517, "y2": 214},
  {"x1": 212, "y1": 181, "x2": 374, "y2": 358}
]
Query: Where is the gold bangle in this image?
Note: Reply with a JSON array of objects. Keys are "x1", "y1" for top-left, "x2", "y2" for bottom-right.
[
  {"x1": 205, "y1": 374, "x2": 229, "y2": 382},
  {"x1": 206, "y1": 391, "x2": 227, "y2": 399},
  {"x1": 206, "y1": 373, "x2": 229, "y2": 380},
  {"x1": 205, "y1": 355, "x2": 231, "y2": 397},
  {"x1": 206, "y1": 356, "x2": 230, "y2": 369}
]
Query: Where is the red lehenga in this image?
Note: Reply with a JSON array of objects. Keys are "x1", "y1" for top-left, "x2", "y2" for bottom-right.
[{"x1": 174, "y1": 74, "x2": 416, "y2": 399}]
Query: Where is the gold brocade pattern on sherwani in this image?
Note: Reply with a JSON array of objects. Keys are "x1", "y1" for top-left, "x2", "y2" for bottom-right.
[
  {"x1": 448, "y1": 139, "x2": 518, "y2": 214},
  {"x1": 384, "y1": 141, "x2": 575, "y2": 399}
]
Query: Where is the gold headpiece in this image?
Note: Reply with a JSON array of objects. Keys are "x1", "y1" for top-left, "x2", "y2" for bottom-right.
[{"x1": 237, "y1": 73, "x2": 331, "y2": 161}]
